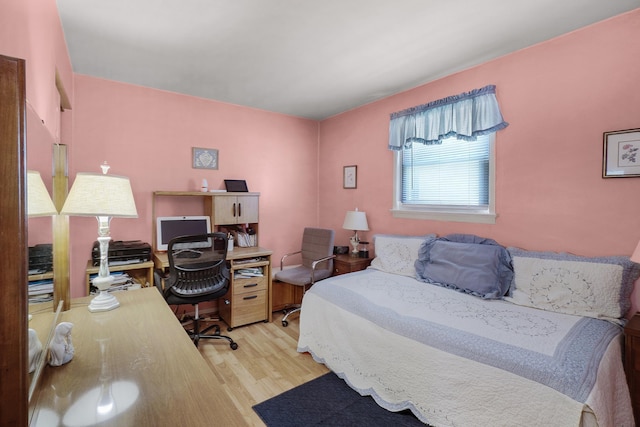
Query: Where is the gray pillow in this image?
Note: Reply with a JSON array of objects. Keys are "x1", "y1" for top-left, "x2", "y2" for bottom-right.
[{"x1": 415, "y1": 234, "x2": 513, "y2": 299}]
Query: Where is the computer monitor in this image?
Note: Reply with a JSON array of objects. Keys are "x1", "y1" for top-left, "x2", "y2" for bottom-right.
[{"x1": 155, "y1": 216, "x2": 211, "y2": 251}]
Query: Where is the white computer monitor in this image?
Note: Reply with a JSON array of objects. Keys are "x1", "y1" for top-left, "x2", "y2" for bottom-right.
[{"x1": 155, "y1": 216, "x2": 212, "y2": 251}]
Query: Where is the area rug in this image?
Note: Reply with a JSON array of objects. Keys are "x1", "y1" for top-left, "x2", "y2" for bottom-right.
[{"x1": 252, "y1": 372, "x2": 427, "y2": 426}]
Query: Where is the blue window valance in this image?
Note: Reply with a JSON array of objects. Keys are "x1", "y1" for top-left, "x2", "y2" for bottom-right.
[{"x1": 388, "y1": 84, "x2": 508, "y2": 150}]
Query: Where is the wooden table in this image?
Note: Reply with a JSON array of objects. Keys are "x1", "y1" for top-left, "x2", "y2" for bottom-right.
[{"x1": 28, "y1": 288, "x2": 244, "y2": 426}]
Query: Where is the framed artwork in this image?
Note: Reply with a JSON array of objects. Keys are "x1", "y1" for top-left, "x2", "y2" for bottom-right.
[
  {"x1": 192, "y1": 147, "x2": 219, "y2": 170},
  {"x1": 343, "y1": 165, "x2": 357, "y2": 189},
  {"x1": 603, "y1": 129, "x2": 640, "y2": 178}
]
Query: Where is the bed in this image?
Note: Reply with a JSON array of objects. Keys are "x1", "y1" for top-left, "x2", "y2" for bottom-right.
[{"x1": 297, "y1": 234, "x2": 639, "y2": 427}]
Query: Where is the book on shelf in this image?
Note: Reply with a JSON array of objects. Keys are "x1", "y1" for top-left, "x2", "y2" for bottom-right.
[
  {"x1": 235, "y1": 267, "x2": 264, "y2": 279},
  {"x1": 89, "y1": 271, "x2": 142, "y2": 294}
]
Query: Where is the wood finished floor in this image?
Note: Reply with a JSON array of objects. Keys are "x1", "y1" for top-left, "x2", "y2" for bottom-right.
[{"x1": 196, "y1": 311, "x2": 330, "y2": 426}]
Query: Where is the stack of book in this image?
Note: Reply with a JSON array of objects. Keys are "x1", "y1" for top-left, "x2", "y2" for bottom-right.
[
  {"x1": 28, "y1": 278, "x2": 54, "y2": 304},
  {"x1": 89, "y1": 271, "x2": 140, "y2": 294},
  {"x1": 235, "y1": 267, "x2": 263, "y2": 279}
]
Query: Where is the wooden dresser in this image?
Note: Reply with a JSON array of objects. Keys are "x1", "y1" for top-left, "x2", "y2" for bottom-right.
[{"x1": 332, "y1": 254, "x2": 373, "y2": 276}]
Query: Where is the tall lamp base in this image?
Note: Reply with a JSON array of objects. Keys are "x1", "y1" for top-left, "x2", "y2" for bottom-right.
[{"x1": 88, "y1": 291, "x2": 120, "y2": 312}]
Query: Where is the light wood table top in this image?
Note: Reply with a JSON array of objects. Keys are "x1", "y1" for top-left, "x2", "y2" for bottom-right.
[
  {"x1": 28, "y1": 287, "x2": 243, "y2": 426},
  {"x1": 153, "y1": 246, "x2": 273, "y2": 270}
]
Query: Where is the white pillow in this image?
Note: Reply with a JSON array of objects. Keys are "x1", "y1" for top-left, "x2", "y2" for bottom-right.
[
  {"x1": 505, "y1": 247, "x2": 640, "y2": 324},
  {"x1": 369, "y1": 234, "x2": 435, "y2": 277}
]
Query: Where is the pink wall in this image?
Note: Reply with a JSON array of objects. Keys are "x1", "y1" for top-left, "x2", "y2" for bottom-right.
[
  {"x1": 320, "y1": 9, "x2": 640, "y2": 254},
  {"x1": 68, "y1": 77, "x2": 319, "y2": 296},
  {"x1": 318, "y1": 9, "x2": 640, "y2": 310},
  {"x1": 6, "y1": 0, "x2": 640, "y2": 310},
  {"x1": 0, "y1": 0, "x2": 73, "y2": 245}
]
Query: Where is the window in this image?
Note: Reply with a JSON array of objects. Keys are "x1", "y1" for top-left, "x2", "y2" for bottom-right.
[{"x1": 392, "y1": 133, "x2": 496, "y2": 224}]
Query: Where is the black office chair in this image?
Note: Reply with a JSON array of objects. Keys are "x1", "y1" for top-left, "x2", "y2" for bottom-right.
[
  {"x1": 275, "y1": 227, "x2": 335, "y2": 327},
  {"x1": 157, "y1": 232, "x2": 238, "y2": 350}
]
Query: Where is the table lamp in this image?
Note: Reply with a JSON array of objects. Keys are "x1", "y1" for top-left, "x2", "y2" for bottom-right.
[
  {"x1": 60, "y1": 163, "x2": 138, "y2": 312},
  {"x1": 27, "y1": 171, "x2": 57, "y2": 217},
  {"x1": 342, "y1": 209, "x2": 369, "y2": 256}
]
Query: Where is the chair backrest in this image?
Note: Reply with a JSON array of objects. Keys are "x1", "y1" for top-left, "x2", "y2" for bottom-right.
[
  {"x1": 166, "y1": 232, "x2": 230, "y2": 297},
  {"x1": 300, "y1": 228, "x2": 335, "y2": 272}
]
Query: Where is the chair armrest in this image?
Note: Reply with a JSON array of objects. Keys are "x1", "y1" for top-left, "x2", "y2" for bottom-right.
[
  {"x1": 311, "y1": 255, "x2": 336, "y2": 284},
  {"x1": 280, "y1": 250, "x2": 302, "y2": 271}
]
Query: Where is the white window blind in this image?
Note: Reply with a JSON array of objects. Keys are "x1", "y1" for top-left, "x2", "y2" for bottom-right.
[{"x1": 401, "y1": 135, "x2": 490, "y2": 208}]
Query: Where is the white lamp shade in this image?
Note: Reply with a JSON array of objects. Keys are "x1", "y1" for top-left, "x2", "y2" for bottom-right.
[
  {"x1": 60, "y1": 173, "x2": 138, "y2": 218},
  {"x1": 342, "y1": 210, "x2": 369, "y2": 231},
  {"x1": 27, "y1": 170, "x2": 57, "y2": 217}
]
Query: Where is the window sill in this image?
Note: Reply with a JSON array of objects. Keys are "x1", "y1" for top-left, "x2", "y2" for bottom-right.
[{"x1": 390, "y1": 208, "x2": 496, "y2": 224}]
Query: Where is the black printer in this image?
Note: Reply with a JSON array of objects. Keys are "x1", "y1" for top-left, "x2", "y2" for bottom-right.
[{"x1": 91, "y1": 240, "x2": 151, "y2": 266}]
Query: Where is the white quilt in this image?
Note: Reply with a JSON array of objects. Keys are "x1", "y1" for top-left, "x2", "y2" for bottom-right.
[{"x1": 297, "y1": 269, "x2": 634, "y2": 427}]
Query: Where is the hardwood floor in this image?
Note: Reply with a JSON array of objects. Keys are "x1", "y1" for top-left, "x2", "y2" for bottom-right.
[{"x1": 197, "y1": 311, "x2": 330, "y2": 426}]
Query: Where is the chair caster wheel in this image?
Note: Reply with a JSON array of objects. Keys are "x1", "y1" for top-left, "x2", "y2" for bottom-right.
[
  {"x1": 230, "y1": 342, "x2": 238, "y2": 350},
  {"x1": 282, "y1": 320, "x2": 289, "y2": 327}
]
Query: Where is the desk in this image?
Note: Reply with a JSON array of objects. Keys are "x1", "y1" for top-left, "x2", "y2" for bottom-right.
[
  {"x1": 28, "y1": 288, "x2": 244, "y2": 426},
  {"x1": 154, "y1": 246, "x2": 273, "y2": 329}
]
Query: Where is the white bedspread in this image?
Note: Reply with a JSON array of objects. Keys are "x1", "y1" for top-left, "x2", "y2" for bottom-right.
[{"x1": 297, "y1": 269, "x2": 633, "y2": 427}]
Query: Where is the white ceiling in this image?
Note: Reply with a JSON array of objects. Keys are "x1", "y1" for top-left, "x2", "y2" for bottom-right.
[{"x1": 56, "y1": 0, "x2": 639, "y2": 120}]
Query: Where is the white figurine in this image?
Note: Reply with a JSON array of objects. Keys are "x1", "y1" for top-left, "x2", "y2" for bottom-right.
[
  {"x1": 28, "y1": 328, "x2": 42, "y2": 373},
  {"x1": 49, "y1": 322, "x2": 74, "y2": 367}
]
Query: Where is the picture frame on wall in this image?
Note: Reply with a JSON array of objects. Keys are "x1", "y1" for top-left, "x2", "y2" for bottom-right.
[
  {"x1": 192, "y1": 147, "x2": 219, "y2": 170},
  {"x1": 343, "y1": 165, "x2": 357, "y2": 189},
  {"x1": 603, "y1": 128, "x2": 640, "y2": 178}
]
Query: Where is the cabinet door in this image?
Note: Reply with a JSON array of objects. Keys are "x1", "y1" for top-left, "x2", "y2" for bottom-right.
[
  {"x1": 236, "y1": 195, "x2": 259, "y2": 223},
  {"x1": 213, "y1": 195, "x2": 259, "y2": 225},
  {"x1": 213, "y1": 196, "x2": 238, "y2": 225}
]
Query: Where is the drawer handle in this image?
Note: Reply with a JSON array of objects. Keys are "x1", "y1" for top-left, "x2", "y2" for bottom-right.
[
  {"x1": 243, "y1": 295, "x2": 258, "y2": 300},
  {"x1": 244, "y1": 283, "x2": 258, "y2": 288}
]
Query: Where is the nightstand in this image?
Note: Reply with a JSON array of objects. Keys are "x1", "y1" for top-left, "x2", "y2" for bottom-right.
[
  {"x1": 624, "y1": 313, "x2": 640, "y2": 423},
  {"x1": 333, "y1": 254, "x2": 372, "y2": 276}
]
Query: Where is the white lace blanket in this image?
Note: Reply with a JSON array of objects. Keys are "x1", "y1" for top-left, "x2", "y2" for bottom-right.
[{"x1": 297, "y1": 269, "x2": 633, "y2": 427}]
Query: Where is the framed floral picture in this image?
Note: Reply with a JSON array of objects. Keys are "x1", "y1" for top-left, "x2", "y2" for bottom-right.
[
  {"x1": 343, "y1": 165, "x2": 357, "y2": 189},
  {"x1": 603, "y1": 129, "x2": 640, "y2": 178},
  {"x1": 192, "y1": 147, "x2": 219, "y2": 170}
]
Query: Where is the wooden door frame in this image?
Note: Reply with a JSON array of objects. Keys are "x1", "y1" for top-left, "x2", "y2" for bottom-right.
[{"x1": 0, "y1": 54, "x2": 29, "y2": 425}]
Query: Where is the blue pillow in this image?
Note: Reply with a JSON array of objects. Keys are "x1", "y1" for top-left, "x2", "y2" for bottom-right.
[{"x1": 415, "y1": 234, "x2": 513, "y2": 299}]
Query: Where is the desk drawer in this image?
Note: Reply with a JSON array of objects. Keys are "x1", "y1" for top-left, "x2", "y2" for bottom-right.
[
  {"x1": 233, "y1": 290, "x2": 266, "y2": 325},
  {"x1": 233, "y1": 276, "x2": 267, "y2": 295}
]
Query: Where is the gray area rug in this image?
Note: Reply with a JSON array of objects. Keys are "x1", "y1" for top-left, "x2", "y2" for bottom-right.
[{"x1": 252, "y1": 372, "x2": 428, "y2": 426}]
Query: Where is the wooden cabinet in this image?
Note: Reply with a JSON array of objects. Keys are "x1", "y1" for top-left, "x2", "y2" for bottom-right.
[
  {"x1": 625, "y1": 313, "x2": 640, "y2": 423},
  {"x1": 215, "y1": 247, "x2": 273, "y2": 329},
  {"x1": 272, "y1": 281, "x2": 304, "y2": 313},
  {"x1": 333, "y1": 254, "x2": 372, "y2": 276},
  {"x1": 212, "y1": 194, "x2": 259, "y2": 225}
]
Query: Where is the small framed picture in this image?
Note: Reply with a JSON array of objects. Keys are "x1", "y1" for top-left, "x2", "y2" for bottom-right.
[
  {"x1": 343, "y1": 165, "x2": 357, "y2": 189},
  {"x1": 192, "y1": 147, "x2": 219, "y2": 170},
  {"x1": 603, "y1": 129, "x2": 640, "y2": 178}
]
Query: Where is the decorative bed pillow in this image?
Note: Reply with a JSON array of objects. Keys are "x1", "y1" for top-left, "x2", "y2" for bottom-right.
[
  {"x1": 505, "y1": 248, "x2": 640, "y2": 324},
  {"x1": 369, "y1": 234, "x2": 436, "y2": 277},
  {"x1": 415, "y1": 234, "x2": 513, "y2": 299}
]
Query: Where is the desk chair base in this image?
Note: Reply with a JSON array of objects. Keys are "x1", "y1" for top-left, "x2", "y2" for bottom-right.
[
  {"x1": 183, "y1": 305, "x2": 238, "y2": 350},
  {"x1": 281, "y1": 305, "x2": 301, "y2": 327}
]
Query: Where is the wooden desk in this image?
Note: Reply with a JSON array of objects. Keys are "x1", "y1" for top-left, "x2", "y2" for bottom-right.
[
  {"x1": 28, "y1": 288, "x2": 243, "y2": 426},
  {"x1": 154, "y1": 246, "x2": 273, "y2": 328}
]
